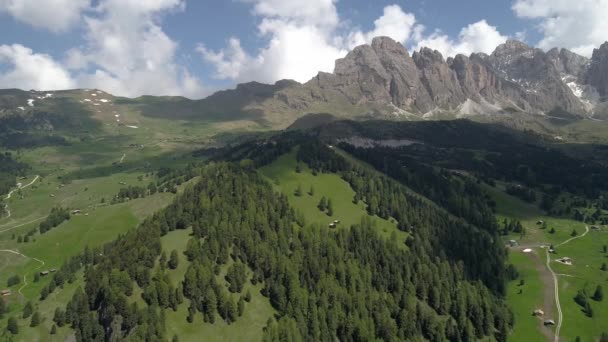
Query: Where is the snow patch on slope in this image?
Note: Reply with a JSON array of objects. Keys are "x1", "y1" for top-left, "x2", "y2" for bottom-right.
[{"x1": 561, "y1": 74, "x2": 599, "y2": 111}]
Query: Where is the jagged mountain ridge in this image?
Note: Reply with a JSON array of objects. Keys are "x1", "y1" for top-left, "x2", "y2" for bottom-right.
[{"x1": 2, "y1": 38, "x2": 608, "y2": 127}]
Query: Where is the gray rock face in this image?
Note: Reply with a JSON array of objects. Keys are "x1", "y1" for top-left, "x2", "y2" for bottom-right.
[
  {"x1": 200, "y1": 37, "x2": 608, "y2": 125},
  {"x1": 301, "y1": 37, "x2": 595, "y2": 117},
  {"x1": 587, "y1": 42, "x2": 608, "y2": 100}
]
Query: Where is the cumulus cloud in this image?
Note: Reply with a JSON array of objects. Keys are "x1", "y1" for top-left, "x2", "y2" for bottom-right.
[
  {"x1": 0, "y1": 0, "x2": 90, "y2": 32},
  {"x1": 0, "y1": 0, "x2": 205, "y2": 97},
  {"x1": 200, "y1": 2, "x2": 425, "y2": 84},
  {"x1": 347, "y1": 5, "x2": 420, "y2": 49},
  {"x1": 414, "y1": 20, "x2": 508, "y2": 57},
  {"x1": 68, "y1": 0, "x2": 204, "y2": 97},
  {"x1": 0, "y1": 44, "x2": 74, "y2": 90},
  {"x1": 201, "y1": 2, "x2": 509, "y2": 84},
  {"x1": 512, "y1": 0, "x2": 608, "y2": 56}
]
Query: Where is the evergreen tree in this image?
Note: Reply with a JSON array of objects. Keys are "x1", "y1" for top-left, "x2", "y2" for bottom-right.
[
  {"x1": 603, "y1": 244, "x2": 607, "y2": 253},
  {"x1": 33, "y1": 272, "x2": 40, "y2": 283},
  {"x1": 593, "y1": 285, "x2": 603, "y2": 302},
  {"x1": 0, "y1": 298, "x2": 6, "y2": 319},
  {"x1": 317, "y1": 196, "x2": 327, "y2": 211},
  {"x1": 308, "y1": 185, "x2": 314, "y2": 196},
  {"x1": 30, "y1": 311, "x2": 40, "y2": 327},
  {"x1": 50, "y1": 324, "x2": 57, "y2": 335},
  {"x1": 294, "y1": 184, "x2": 302, "y2": 197},
  {"x1": 600, "y1": 332, "x2": 608, "y2": 342},
  {"x1": 571, "y1": 229, "x2": 578, "y2": 237},
  {"x1": 244, "y1": 290, "x2": 252, "y2": 302},
  {"x1": 327, "y1": 198, "x2": 333, "y2": 216},
  {"x1": 549, "y1": 227, "x2": 556, "y2": 234},
  {"x1": 168, "y1": 250, "x2": 179, "y2": 270},
  {"x1": 23, "y1": 301, "x2": 33, "y2": 318},
  {"x1": 7, "y1": 317, "x2": 18, "y2": 334},
  {"x1": 601, "y1": 263, "x2": 607, "y2": 271},
  {"x1": 238, "y1": 296, "x2": 245, "y2": 316},
  {"x1": 159, "y1": 251, "x2": 167, "y2": 269},
  {"x1": 585, "y1": 302, "x2": 593, "y2": 317}
]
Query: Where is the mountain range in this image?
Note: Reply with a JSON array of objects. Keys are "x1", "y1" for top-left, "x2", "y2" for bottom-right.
[{"x1": 2, "y1": 37, "x2": 608, "y2": 129}]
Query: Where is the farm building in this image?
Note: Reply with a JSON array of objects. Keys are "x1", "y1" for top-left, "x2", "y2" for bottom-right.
[
  {"x1": 40, "y1": 270, "x2": 49, "y2": 276},
  {"x1": 1, "y1": 289, "x2": 11, "y2": 296},
  {"x1": 544, "y1": 320, "x2": 555, "y2": 326},
  {"x1": 72, "y1": 209, "x2": 82, "y2": 215},
  {"x1": 557, "y1": 257, "x2": 573, "y2": 265},
  {"x1": 509, "y1": 239, "x2": 519, "y2": 247},
  {"x1": 328, "y1": 223, "x2": 336, "y2": 228},
  {"x1": 533, "y1": 309, "x2": 544, "y2": 316}
]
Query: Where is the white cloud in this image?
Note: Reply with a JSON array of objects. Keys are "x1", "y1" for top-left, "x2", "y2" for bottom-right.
[
  {"x1": 0, "y1": 44, "x2": 74, "y2": 90},
  {"x1": 68, "y1": 0, "x2": 205, "y2": 97},
  {"x1": 200, "y1": 2, "x2": 423, "y2": 84},
  {"x1": 201, "y1": 2, "x2": 509, "y2": 84},
  {"x1": 0, "y1": 0, "x2": 90, "y2": 33},
  {"x1": 245, "y1": 0, "x2": 338, "y2": 28},
  {"x1": 512, "y1": 0, "x2": 608, "y2": 56},
  {"x1": 414, "y1": 20, "x2": 508, "y2": 57},
  {"x1": 347, "y1": 5, "x2": 419, "y2": 48},
  {"x1": 0, "y1": 0, "x2": 206, "y2": 98}
]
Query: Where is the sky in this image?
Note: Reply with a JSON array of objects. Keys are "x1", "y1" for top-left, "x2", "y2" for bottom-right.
[{"x1": 0, "y1": 0, "x2": 607, "y2": 99}]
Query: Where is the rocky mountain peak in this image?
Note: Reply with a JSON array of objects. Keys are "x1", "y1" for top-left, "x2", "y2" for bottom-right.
[
  {"x1": 492, "y1": 40, "x2": 535, "y2": 58},
  {"x1": 587, "y1": 41, "x2": 608, "y2": 99}
]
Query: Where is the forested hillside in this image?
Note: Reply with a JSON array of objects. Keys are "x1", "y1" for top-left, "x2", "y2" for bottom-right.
[{"x1": 45, "y1": 150, "x2": 512, "y2": 341}]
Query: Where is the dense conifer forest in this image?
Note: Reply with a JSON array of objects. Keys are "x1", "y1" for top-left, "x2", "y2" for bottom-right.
[{"x1": 41, "y1": 137, "x2": 514, "y2": 341}]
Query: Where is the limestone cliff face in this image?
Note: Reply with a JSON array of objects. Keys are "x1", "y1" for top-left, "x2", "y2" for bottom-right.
[
  {"x1": 280, "y1": 37, "x2": 597, "y2": 118},
  {"x1": 587, "y1": 42, "x2": 608, "y2": 100}
]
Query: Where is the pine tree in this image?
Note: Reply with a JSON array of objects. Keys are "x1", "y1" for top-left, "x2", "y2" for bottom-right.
[
  {"x1": 585, "y1": 301, "x2": 593, "y2": 317},
  {"x1": 159, "y1": 251, "x2": 167, "y2": 268},
  {"x1": 601, "y1": 263, "x2": 607, "y2": 271},
  {"x1": 172, "y1": 334, "x2": 179, "y2": 342},
  {"x1": 23, "y1": 301, "x2": 33, "y2": 318},
  {"x1": 600, "y1": 332, "x2": 608, "y2": 342},
  {"x1": 238, "y1": 296, "x2": 245, "y2": 316},
  {"x1": 603, "y1": 244, "x2": 607, "y2": 253},
  {"x1": 327, "y1": 199, "x2": 333, "y2": 216},
  {"x1": 308, "y1": 185, "x2": 314, "y2": 196},
  {"x1": 244, "y1": 289, "x2": 252, "y2": 302},
  {"x1": 0, "y1": 298, "x2": 6, "y2": 319},
  {"x1": 317, "y1": 196, "x2": 327, "y2": 211},
  {"x1": 593, "y1": 285, "x2": 603, "y2": 302},
  {"x1": 571, "y1": 229, "x2": 578, "y2": 237},
  {"x1": 50, "y1": 324, "x2": 57, "y2": 335},
  {"x1": 7, "y1": 317, "x2": 18, "y2": 334},
  {"x1": 33, "y1": 272, "x2": 40, "y2": 283},
  {"x1": 168, "y1": 250, "x2": 179, "y2": 270},
  {"x1": 30, "y1": 311, "x2": 40, "y2": 327},
  {"x1": 549, "y1": 227, "x2": 556, "y2": 234},
  {"x1": 294, "y1": 183, "x2": 302, "y2": 197}
]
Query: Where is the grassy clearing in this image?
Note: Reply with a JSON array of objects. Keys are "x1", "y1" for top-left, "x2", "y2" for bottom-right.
[
  {"x1": 506, "y1": 251, "x2": 546, "y2": 341},
  {"x1": 259, "y1": 148, "x2": 407, "y2": 245},
  {"x1": 161, "y1": 229, "x2": 275, "y2": 341},
  {"x1": 492, "y1": 181, "x2": 608, "y2": 341}
]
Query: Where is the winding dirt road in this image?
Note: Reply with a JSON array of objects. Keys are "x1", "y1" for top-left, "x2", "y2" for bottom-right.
[
  {"x1": 1, "y1": 175, "x2": 46, "y2": 297},
  {"x1": 547, "y1": 225, "x2": 589, "y2": 342},
  {"x1": 2, "y1": 175, "x2": 40, "y2": 221},
  {"x1": 0, "y1": 249, "x2": 45, "y2": 296}
]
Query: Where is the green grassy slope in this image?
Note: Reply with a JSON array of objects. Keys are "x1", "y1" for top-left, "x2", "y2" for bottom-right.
[
  {"x1": 259, "y1": 148, "x2": 407, "y2": 245},
  {"x1": 489, "y1": 182, "x2": 608, "y2": 341}
]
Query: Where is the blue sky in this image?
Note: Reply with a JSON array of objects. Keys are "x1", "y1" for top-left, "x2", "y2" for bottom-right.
[{"x1": 0, "y1": 0, "x2": 606, "y2": 98}]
